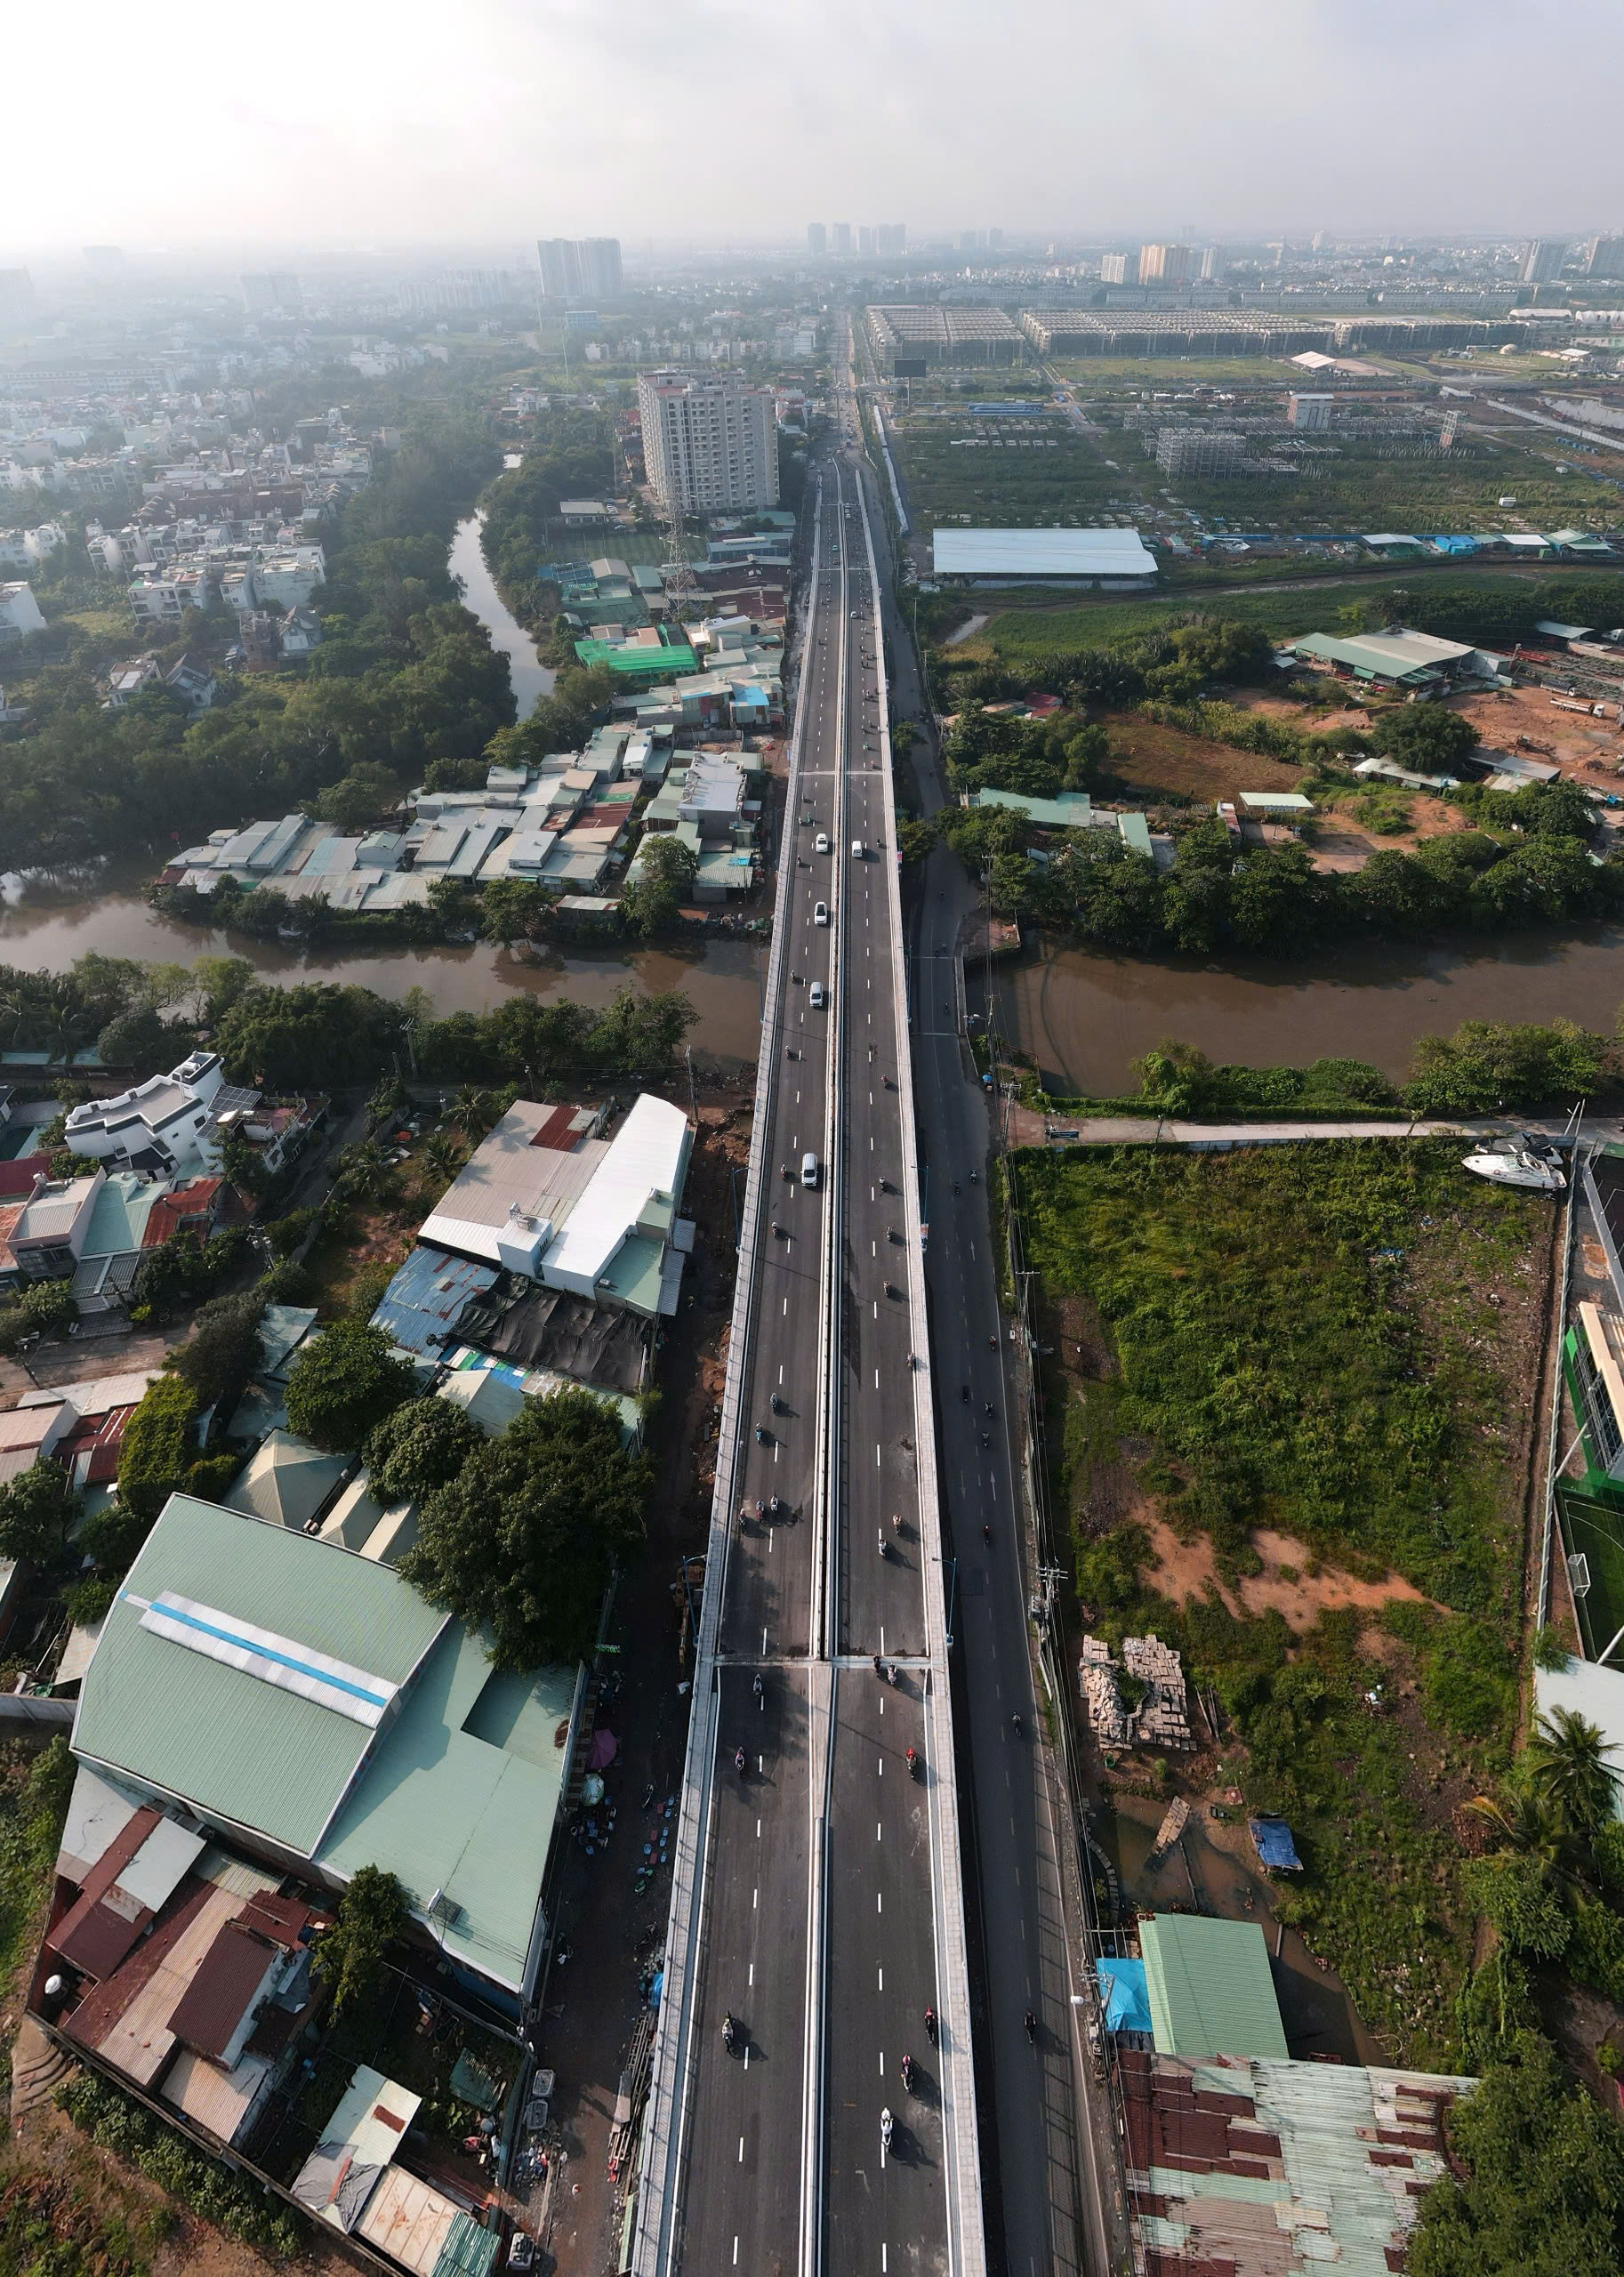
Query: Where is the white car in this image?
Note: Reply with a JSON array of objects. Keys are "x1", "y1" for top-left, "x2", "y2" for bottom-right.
[
  {"x1": 809, "y1": 980, "x2": 826, "y2": 1008},
  {"x1": 814, "y1": 900, "x2": 829, "y2": 926},
  {"x1": 816, "y1": 832, "x2": 830, "y2": 854}
]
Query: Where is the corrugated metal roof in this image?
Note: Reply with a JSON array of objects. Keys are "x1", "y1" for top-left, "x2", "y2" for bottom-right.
[
  {"x1": 318, "y1": 1633, "x2": 576, "y2": 1994},
  {"x1": 73, "y1": 1495, "x2": 448, "y2": 1854},
  {"x1": 1139, "y1": 1914, "x2": 1289, "y2": 2060},
  {"x1": 933, "y1": 527, "x2": 1156, "y2": 579}
]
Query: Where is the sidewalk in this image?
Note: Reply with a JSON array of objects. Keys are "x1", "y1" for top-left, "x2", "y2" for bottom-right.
[{"x1": 1009, "y1": 1106, "x2": 1617, "y2": 1150}]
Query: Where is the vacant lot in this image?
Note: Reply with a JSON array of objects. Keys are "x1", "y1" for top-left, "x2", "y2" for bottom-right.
[
  {"x1": 966, "y1": 567, "x2": 1612, "y2": 663},
  {"x1": 1095, "y1": 713, "x2": 1305, "y2": 807},
  {"x1": 1017, "y1": 1139, "x2": 1553, "y2": 2065}
]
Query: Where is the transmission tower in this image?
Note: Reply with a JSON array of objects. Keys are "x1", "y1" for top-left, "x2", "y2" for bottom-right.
[{"x1": 662, "y1": 486, "x2": 700, "y2": 624}]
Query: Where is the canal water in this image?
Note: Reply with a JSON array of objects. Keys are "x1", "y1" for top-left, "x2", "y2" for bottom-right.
[
  {"x1": 993, "y1": 929, "x2": 1624, "y2": 1097},
  {"x1": 447, "y1": 503, "x2": 555, "y2": 720},
  {"x1": 0, "y1": 854, "x2": 768, "y2": 1066},
  {"x1": 0, "y1": 491, "x2": 772, "y2": 1063}
]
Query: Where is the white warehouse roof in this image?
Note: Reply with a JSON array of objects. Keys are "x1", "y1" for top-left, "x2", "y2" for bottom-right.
[{"x1": 931, "y1": 527, "x2": 1157, "y2": 580}]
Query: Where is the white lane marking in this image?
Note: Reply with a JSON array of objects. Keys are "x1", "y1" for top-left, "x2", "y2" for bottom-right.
[
  {"x1": 733, "y1": 2242, "x2": 738, "y2": 2267},
  {"x1": 756, "y1": 1818, "x2": 761, "y2": 1837},
  {"x1": 877, "y1": 1821, "x2": 882, "y2": 1841},
  {"x1": 876, "y1": 1444, "x2": 881, "y2": 1467},
  {"x1": 738, "y1": 2137, "x2": 744, "y2": 2162},
  {"x1": 878, "y1": 1967, "x2": 884, "y2": 1991},
  {"x1": 753, "y1": 1887, "x2": 759, "y2": 1908},
  {"x1": 762, "y1": 1626, "x2": 768, "y2": 1654},
  {"x1": 877, "y1": 1890, "x2": 883, "y2": 1914}
]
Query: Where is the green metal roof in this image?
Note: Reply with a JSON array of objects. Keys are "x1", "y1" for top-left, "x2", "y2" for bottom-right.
[
  {"x1": 574, "y1": 638, "x2": 697, "y2": 680},
  {"x1": 1139, "y1": 1914, "x2": 1289, "y2": 2059},
  {"x1": 73, "y1": 1494, "x2": 448, "y2": 1854},
  {"x1": 73, "y1": 1494, "x2": 580, "y2": 1996},
  {"x1": 80, "y1": 1173, "x2": 163, "y2": 1259},
  {"x1": 319, "y1": 1628, "x2": 577, "y2": 1994},
  {"x1": 970, "y1": 787, "x2": 1096, "y2": 829}
]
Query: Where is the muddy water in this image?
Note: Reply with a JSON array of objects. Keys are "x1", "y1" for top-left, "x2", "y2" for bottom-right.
[
  {"x1": 0, "y1": 488, "x2": 768, "y2": 1065},
  {"x1": 0, "y1": 857, "x2": 768, "y2": 1066},
  {"x1": 993, "y1": 930, "x2": 1624, "y2": 1098},
  {"x1": 1108, "y1": 1791, "x2": 1383, "y2": 2064},
  {"x1": 447, "y1": 507, "x2": 555, "y2": 719}
]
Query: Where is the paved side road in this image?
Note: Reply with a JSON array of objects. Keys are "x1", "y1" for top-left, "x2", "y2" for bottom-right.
[{"x1": 1013, "y1": 1110, "x2": 1613, "y2": 1149}]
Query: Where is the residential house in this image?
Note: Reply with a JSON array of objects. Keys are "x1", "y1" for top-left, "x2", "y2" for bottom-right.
[
  {"x1": 0, "y1": 582, "x2": 46, "y2": 642},
  {"x1": 0, "y1": 1170, "x2": 106, "y2": 1290}
]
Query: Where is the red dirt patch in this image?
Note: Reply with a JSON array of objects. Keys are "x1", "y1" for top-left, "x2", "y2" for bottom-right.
[{"x1": 1143, "y1": 1514, "x2": 1429, "y2": 1631}]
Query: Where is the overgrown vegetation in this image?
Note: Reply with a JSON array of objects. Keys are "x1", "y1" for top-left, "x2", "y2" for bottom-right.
[
  {"x1": 56, "y1": 2073, "x2": 303, "y2": 2260},
  {"x1": 1017, "y1": 1141, "x2": 1548, "y2": 2063}
]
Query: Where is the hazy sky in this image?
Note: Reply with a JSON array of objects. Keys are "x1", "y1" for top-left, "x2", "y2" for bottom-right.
[{"x1": 12, "y1": 0, "x2": 1624, "y2": 255}]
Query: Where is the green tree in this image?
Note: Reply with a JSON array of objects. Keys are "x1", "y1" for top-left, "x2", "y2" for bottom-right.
[
  {"x1": 0, "y1": 1459, "x2": 80, "y2": 1567},
  {"x1": 1467, "y1": 1855, "x2": 1572, "y2": 1959},
  {"x1": 285, "y1": 1321, "x2": 418, "y2": 1454},
  {"x1": 481, "y1": 876, "x2": 556, "y2": 954},
  {"x1": 1370, "y1": 701, "x2": 1481, "y2": 776},
  {"x1": 1409, "y1": 2032, "x2": 1624, "y2": 2277},
  {"x1": 1528, "y1": 1706, "x2": 1621, "y2": 1841},
  {"x1": 622, "y1": 833, "x2": 698, "y2": 938},
  {"x1": 117, "y1": 1376, "x2": 199, "y2": 1523},
  {"x1": 1132, "y1": 1040, "x2": 1220, "y2": 1117},
  {"x1": 168, "y1": 1291, "x2": 267, "y2": 1414},
  {"x1": 313, "y1": 1864, "x2": 408, "y2": 2018},
  {"x1": 364, "y1": 1396, "x2": 481, "y2": 1504},
  {"x1": 401, "y1": 1387, "x2": 650, "y2": 1668},
  {"x1": 1406, "y1": 1017, "x2": 1608, "y2": 1115},
  {"x1": 0, "y1": 1278, "x2": 78, "y2": 1356},
  {"x1": 310, "y1": 760, "x2": 406, "y2": 831}
]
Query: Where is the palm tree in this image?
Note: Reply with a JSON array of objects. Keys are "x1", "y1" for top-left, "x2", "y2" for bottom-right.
[
  {"x1": 422, "y1": 1133, "x2": 461, "y2": 1187},
  {"x1": 450, "y1": 1087, "x2": 498, "y2": 1143},
  {"x1": 1466, "y1": 1785, "x2": 1574, "y2": 1880},
  {"x1": 1529, "y1": 1707, "x2": 1620, "y2": 1841}
]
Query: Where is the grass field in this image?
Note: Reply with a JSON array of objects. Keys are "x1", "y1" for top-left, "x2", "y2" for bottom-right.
[
  {"x1": 953, "y1": 565, "x2": 1618, "y2": 660},
  {"x1": 1094, "y1": 714, "x2": 1306, "y2": 805},
  {"x1": 1016, "y1": 1139, "x2": 1551, "y2": 2064},
  {"x1": 1559, "y1": 1490, "x2": 1624, "y2": 1661}
]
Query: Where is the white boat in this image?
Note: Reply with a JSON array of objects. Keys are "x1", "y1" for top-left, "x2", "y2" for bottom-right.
[{"x1": 1460, "y1": 1142, "x2": 1566, "y2": 1194}]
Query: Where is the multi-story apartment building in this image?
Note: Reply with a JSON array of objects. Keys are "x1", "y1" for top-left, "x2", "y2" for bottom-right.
[
  {"x1": 1139, "y1": 243, "x2": 1195, "y2": 284},
  {"x1": 1100, "y1": 253, "x2": 1130, "y2": 284},
  {"x1": 876, "y1": 223, "x2": 907, "y2": 256},
  {"x1": 637, "y1": 371, "x2": 780, "y2": 516},
  {"x1": 537, "y1": 237, "x2": 623, "y2": 301},
  {"x1": 1520, "y1": 239, "x2": 1568, "y2": 284},
  {"x1": 807, "y1": 224, "x2": 827, "y2": 256},
  {"x1": 832, "y1": 224, "x2": 852, "y2": 254}
]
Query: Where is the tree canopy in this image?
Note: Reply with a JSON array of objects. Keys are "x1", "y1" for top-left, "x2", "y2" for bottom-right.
[
  {"x1": 364, "y1": 1396, "x2": 482, "y2": 1505},
  {"x1": 401, "y1": 1387, "x2": 650, "y2": 1668},
  {"x1": 1370, "y1": 701, "x2": 1482, "y2": 776},
  {"x1": 622, "y1": 833, "x2": 698, "y2": 937},
  {"x1": 1409, "y1": 2034, "x2": 1624, "y2": 2277},
  {"x1": 313, "y1": 1864, "x2": 409, "y2": 2019},
  {"x1": 284, "y1": 1321, "x2": 419, "y2": 1454}
]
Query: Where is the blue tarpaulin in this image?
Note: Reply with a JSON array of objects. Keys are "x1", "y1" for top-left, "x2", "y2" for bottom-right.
[
  {"x1": 1097, "y1": 1958, "x2": 1153, "y2": 2033},
  {"x1": 1250, "y1": 1815, "x2": 1303, "y2": 1871}
]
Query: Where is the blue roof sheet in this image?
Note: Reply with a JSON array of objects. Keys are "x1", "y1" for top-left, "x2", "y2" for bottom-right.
[
  {"x1": 1097, "y1": 1958, "x2": 1153, "y2": 2033},
  {"x1": 372, "y1": 1245, "x2": 500, "y2": 1357},
  {"x1": 1250, "y1": 1815, "x2": 1302, "y2": 1871}
]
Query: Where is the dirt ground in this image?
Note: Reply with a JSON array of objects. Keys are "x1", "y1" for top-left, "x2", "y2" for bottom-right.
[
  {"x1": 7, "y1": 2090, "x2": 342, "y2": 2277},
  {"x1": 1138, "y1": 1512, "x2": 1430, "y2": 1630},
  {"x1": 1098, "y1": 715, "x2": 1306, "y2": 808},
  {"x1": 1453, "y1": 677, "x2": 1624, "y2": 783}
]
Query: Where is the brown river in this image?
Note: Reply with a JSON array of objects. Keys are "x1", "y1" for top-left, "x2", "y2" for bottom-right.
[
  {"x1": 0, "y1": 854, "x2": 769, "y2": 1068},
  {"x1": 993, "y1": 929, "x2": 1624, "y2": 1097}
]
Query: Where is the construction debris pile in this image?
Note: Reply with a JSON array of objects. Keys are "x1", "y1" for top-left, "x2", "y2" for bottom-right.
[{"x1": 1080, "y1": 1634, "x2": 1194, "y2": 1751}]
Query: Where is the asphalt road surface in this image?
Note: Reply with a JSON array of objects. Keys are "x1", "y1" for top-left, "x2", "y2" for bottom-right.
[
  {"x1": 677, "y1": 429, "x2": 956, "y2": 2277},
  {"x1": 847, "y1": 335, "x2": 1121, "y2": 2276}
]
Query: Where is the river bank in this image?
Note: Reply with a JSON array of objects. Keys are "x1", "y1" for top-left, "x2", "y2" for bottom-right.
[
  {"x1": 0, "y1": 854, "x2": 768, "y2": 1067},
  {"x1": 447, "y1": 503, "x2": 554, "y2": 719},
  {"x1": 992, "y1": 928, "x2": 1624, "y2": 1098}
]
